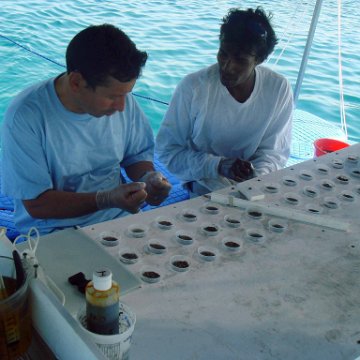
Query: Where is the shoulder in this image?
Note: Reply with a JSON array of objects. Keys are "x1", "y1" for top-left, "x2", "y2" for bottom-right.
[
  {"x1": 257, "y1": 66, "x2": 292, "y2": 94},
  {"x1": 5, "y1": 78, "x2": 54, "y2": 122},
  {"x1": 257, "y1": 66, "x2": 290, "y2": 85},
  {"x1": 180, "y1": 64, "x2": 218, "y2": 90}
]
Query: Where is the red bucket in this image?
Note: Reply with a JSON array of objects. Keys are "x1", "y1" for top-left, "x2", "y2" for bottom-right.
[{"x1": 313, "y1": 138, "x2": 349, "y2": 157}]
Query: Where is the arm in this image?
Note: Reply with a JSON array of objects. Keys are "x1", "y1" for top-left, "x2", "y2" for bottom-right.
[
  {"x1": 23, "y1": 182, "x2": 148, "y2": 219},
  {"x1": 250, "y1": 78, "x2": 294, "y2": 175},
  {"x1": 23, "y1": 190, "x2": 98, "y2": 219},
  {"x1": 156, "y1": 74, "x2": 221, "y2": 183}
]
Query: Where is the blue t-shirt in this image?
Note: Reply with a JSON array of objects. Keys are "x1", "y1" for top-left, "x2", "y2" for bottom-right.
[{"x1": 1, "y1": 76, "x2": 154, "y2": 234}]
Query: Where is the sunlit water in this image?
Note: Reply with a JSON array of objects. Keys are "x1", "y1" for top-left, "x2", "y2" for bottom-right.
[{"x1": 0, "y1": 0, "x2": 359, "y2": 143}]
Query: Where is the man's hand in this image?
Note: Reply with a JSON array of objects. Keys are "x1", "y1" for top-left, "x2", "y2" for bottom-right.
[
  {"x1": 219, "y1": 158, "x2": 256, "y2": 182},
  {"x1": 96, "y1": 182, "x2": 147, "y2": 213},
  {"x1": 140, "y1": 171, "x2": 172, "y2": 206}
]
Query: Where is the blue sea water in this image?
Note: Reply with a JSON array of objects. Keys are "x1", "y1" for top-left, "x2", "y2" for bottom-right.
[{"x1": 0, "y1": 0, "x2": 359, "y2": 143}]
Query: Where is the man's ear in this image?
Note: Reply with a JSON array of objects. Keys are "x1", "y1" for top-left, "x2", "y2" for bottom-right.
[{"x1": 68, "y1": 71, "x2": 86, "y2": 93}]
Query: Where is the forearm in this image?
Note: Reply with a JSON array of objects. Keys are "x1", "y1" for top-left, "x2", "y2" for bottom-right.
[
  {"x1": 125, "y1": 161, "x2": 155, "y2": 181},
  {"x1": 23, "y1": 189, "x2": 98, "y2": 219},
  {"x1": 157, "y1": 143, "x2": 221, "y2": 182},
  {"x1": 250, "y1": 148, "x2": 289, "y2": 175}
]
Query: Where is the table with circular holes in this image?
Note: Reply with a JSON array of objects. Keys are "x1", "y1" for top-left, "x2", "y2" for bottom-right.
[{"x1": 36, "y1": 143, "x2": 360, "y2": 360}]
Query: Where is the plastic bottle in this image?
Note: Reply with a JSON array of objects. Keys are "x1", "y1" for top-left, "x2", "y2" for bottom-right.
[{"x1": 85, "y1": 267, "x2": 120, "y2": 335}]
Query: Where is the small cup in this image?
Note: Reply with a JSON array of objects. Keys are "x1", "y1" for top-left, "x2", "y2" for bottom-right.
[
  {"x1": 155, "y1": 216, "x2": 174, "y2": 230},
  {"x1": 284, "y1": 193, "x2": 300, "y2": 206},
  {"x1": 316, "y1": 165, "x2": 330, "y2": 175},
  {"x1": 322, "y1": 197, "x2": 340, "y2": 209},
  {"x1": 351, "y1": 169, "x2": 360, "y2": 178},
  {"x1": 180, "y1": 208, "x2": 198, "y2": 222},
  {"x1": 140, "y1": 267, "x2": 162, "y2": 283},
  {"x1": 263, "y1": 183, "x2": 280, "y2": 193},
  {"x1": 197, "y1": 246, "x2": 218, "y2": 262},
  {"x1": 224, "y1": 214, "x2": 241, "y2": 228},
  {"x1": 221, "y1": 237, "x2": 244, "y2": 253},
  {"x1": 338, "y1": 190, "x2": 355, "y2": 202},
  {"x1": 170, "y1": 255, "x2": 191, "y2": 272},
  {"x1": 282, "y1": 176, "x2": 297, "y2": 187},
  {"x1": 305, "y1": 204, "x2": 323, "y2": 214},
  {"x1": 147, "y1": 239, "x2": 167, "y2": 254},
  {"x1": 200, "y1": 223, "x2": 220, "y2": 236},
  {"x1": 320, "y1": 179, "x2": 335, "y2": 191},
  {"x1": 127, "y1": 224, "x2": 148, "y2": 238},
  {"x1": 335, "y1": 174, "x2": 350, "y2": 185},
  {"x1": 268, "y1": 219, "x2": 288, "y2": 233},
  {"x1": 303, "y1": 186, "x2": 319, "y2": 198},
  {"x1": 175, "y1": 230, "x2": 195, "y2": 245},
  {"x1": 245, "y1": 228, "x2": 266, "y2": 244},
  {"x1": 119, "y1": 248, "x2": 140, "y2": 264},
  {"x1": 201, "y1": 203, "x2": 221, "y2": 215},
  {"x1": 299, "y1": 171, "x2": 313, "y2": 181},
  {"x1": 347, "y1": 155, "x2": 358, "y2": 164},
  {"x1": 331, "y1": 159, "x2": 344, "y2": 169},
  {"x1": 246, "y1": 208, "x2": 263, "y2": 220},
  {"x1": 98, "y1": 231, "x2": 120, "y2": 247}
]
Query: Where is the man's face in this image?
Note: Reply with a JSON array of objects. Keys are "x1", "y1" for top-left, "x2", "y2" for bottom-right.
[
  {"x1": 217, "y1": 41, "x2": 258, "y2": 89},
  {"x1": 75, "y1": 76, "x2": 136, "y2": 117}
]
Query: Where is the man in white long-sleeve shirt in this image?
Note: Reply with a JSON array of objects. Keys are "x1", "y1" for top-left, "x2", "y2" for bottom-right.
[{"x1": 156, "y1": 7, "x2": 293, "y2": 195}]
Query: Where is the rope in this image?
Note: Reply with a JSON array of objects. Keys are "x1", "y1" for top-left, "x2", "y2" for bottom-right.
[
  {"x1": 0, "y1": 33, "x2": 66, "y2": 68},
  {"x1": 268, "y1": 0, "x2": 312, "y2": 68},
  {"x1": 0, "y1": 33, "x2": 169, "y2": 106},
  {"x1": 267, "y1": 0, "x2": 308, "y2": 66},
  {"x1": 337, "y1": 0, "x2": 348, "y2": 138}
]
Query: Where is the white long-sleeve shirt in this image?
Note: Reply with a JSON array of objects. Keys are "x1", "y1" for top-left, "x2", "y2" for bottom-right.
[{"x1": 156, "y1": 63, "x2": 293, "y2": 191}]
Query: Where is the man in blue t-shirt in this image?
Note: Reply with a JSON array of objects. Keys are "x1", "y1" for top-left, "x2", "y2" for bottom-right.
[{"x1": 1, "y1": 24, "x2": 171, "y2": 235}]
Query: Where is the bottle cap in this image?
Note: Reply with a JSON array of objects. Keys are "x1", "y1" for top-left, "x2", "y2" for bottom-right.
[{"x1": 92, "y1": 267, "x2": 112, "y2": 291}]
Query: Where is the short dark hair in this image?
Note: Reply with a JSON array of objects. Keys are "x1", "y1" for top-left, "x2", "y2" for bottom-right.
[
  {"x1": 220, "y1": 7, "x2": 278, "y2": 63},
  {"x1": 66, "y1": 24, "x2": 148, "y2": 88}
]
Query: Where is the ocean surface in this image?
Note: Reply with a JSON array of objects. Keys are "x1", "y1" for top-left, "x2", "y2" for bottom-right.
[{"x1": 0, "y1": 0, "x2": 359, "y2": 144}]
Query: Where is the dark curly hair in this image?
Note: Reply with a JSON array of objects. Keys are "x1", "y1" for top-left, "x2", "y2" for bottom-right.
[
  {"x1": 220, "y1": 7, "x2": 278, "y2": 63},
  {"x1": 66, "y1": 24, "x2": 148, "y2": 88}
]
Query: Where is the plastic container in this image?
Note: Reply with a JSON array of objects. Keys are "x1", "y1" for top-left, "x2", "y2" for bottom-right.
[
  {"x1": 85, "y1": 268, "x2": 120, "y2": 335},
  {"x1": 224, "y1": 214, "x2": 241, "y2": 228},
  {"x1": 140, "y1": 267, "x2": 162, "y2": 283},
  {"x1": 147, "y1": 239, "x2": 167, "y2": 254},
  {"x1": 127, "y1": 224, "x2": 148, "y2": 238},
  {"x1": 119, "y1": 248, "x2": 139, "y2": 265},
  {"x1": 155, "y1": 216, "x2": 174, "y2": 230},
  {"x1": 313, "y1": 138, "x2": 349, "y2": 157},
  {"x1": 175, "y1": 230, "x2": 195, "y2": 246},
  {"x1": 0, "y1": 256, "x2": 32, "y2": 360},
  {"x1": 197, "y1": 246, "x2": 218, "y2": 262},
  {"x1": 221, "y1": 237, "x2": 244, "y2": 254},
  {"x1": 98, "y1": 231, "x2": 120, "y2": 247},
  {"x1": 268, "y1": 219, "x2": 288, "y2": 233},
  {"x1": 78, "y1": 302, "x2": 135, "y2": 360},
  {"x1": 170, "y1": 255, "x2": 191, "y2": 272},
  {"x1": 179, "y1": 208, "x2": 198, "y2": 222},
  {"x1": 200, "y1": 223, "x2": 220, "y2": 236}
]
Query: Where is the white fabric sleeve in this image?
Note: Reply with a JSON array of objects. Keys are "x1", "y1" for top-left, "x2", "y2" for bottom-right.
[
  {"x1": 249, "y1": 79, "x2": 294, "y2": 175},
  {"x1": 155, "y1": 77, "x2": 221, "y2": 183}
]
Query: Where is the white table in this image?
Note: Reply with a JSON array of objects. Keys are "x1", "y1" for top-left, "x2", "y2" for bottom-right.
[
  {"x1": 73, "y1": 144, "x2": 360, "y2": 360},
  {"x1": 35, "y1": 145, "x2": 360, "y2": 360}
]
